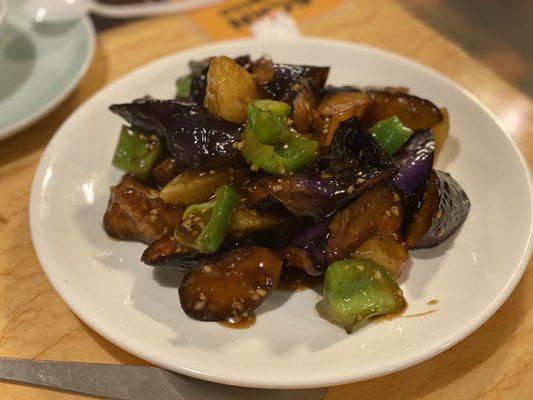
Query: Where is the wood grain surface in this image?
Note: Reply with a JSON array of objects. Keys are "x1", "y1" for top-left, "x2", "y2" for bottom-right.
[{"x1": 0, "y1": 0, "x2": 531, "y2": 398}]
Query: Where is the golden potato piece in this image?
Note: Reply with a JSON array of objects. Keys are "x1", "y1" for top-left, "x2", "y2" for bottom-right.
[{"x1": 204, "y1": 56, "x2": 260, "y2": 123}]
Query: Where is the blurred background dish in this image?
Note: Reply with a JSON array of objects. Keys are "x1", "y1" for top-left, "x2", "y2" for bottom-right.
[
  {"x1": 0, "y1": 0, "x2": 6, "y2": 35},
  {"x1": 0, "y1": 0, "x2": 95, "y2": 140}
]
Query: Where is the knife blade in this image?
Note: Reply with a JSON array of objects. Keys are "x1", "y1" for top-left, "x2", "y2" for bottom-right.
[{"x1": 0, "y1": 357, "x2": 326, "y2": 400}]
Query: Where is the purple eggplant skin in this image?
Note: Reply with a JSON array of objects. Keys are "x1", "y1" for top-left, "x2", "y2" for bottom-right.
[
  {"x1": 188, "y1": 55, "x2": 252, "y2": 104},
  {"x1": 289, "y1": 219, "x2": 330, "y2": 273},
  {"x1": 261, "y1": 63, "x2": 330, "y2": 101},
  {"x1": 110, "y1": 99, "x2": 244, "y2": 169},
  {"x1": 315, "y1": 117, "x2": 392, "y2": 173},
  {"x1": 264, "y1": 166, "x2": 395, "y2": 220},
  {"x1": 409, "y1": 170, "x2": 470, "y2": 249},
  {"x1": 392, "y1": 130, "x2": 435, "y2": 225}
]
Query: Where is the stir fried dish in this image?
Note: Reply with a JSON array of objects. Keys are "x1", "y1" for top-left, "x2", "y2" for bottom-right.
[{"x1": 103, "y1": 55, "x2": 470, "y2": 333}]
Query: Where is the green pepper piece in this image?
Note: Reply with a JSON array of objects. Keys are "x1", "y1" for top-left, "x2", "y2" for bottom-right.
[
  {"x1": 369, "y1": 116, "x2": 413, "y2": 156},
  {"x1": 112, "y1": 126, "x2": 161, "y2": 179},
  {"x1": 316, "y1": 259, "x2": 406, "y2": 333},
  {"x1": 241, "y1": 99, "x2": 317, "y2": 175},
  {"x1": 248, "y1": 100, "x2": 291, "y2": 144},
  {"x1": 178, "y1": 185, "x2": 237, "y2": 254},
  {"x1": 241, "y1": 127, "x2": 317, "y2": 175},
  {"x1": 175, "y1": 74, "x2": 192, "y2": 100}
]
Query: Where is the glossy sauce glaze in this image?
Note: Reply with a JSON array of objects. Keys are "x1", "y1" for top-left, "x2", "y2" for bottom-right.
[
  {"x1": 219, "y1": 314, "x2": 257, "y2": 329},
  {"x1": 277, "y1": 266, "x2": 323, "y2": 291}
]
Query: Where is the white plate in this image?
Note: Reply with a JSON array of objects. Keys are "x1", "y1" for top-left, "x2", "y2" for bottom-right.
[
  {"x1": 30, "y1": 38, "x2": 533, "y2": 389},
  {"x1": 0, "y1": 0, "x2": 95, "y2": 140}
]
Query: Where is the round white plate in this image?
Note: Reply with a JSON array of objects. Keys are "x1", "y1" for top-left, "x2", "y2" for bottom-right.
[
  {"x1": 0, "y1": 0, "x2": 95, "y2": 140},
  {"x1": 30, "y1": 38, "x2": 532, "y2": 389}
]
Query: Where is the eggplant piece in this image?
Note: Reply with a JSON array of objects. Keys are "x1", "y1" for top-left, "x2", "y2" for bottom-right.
[
  {"x1": 160, "y1": 168, "x2": 250, "y2": 206},
  {"x1": 327, "y1": 183, "x2": 403, "y2": 262},
  {"x1": 313, "y1": 91, "x2": 372, "y2": 146},
  {"x1": 259, "y1": 167, "x2": 394, "y2": 219},
  {"x1": 188, "y1": 55, "x2": 252, "y2": 104},
  {"x1": 392, "y1": 130, "x2": 435, "y2": 225},
  {"x1": 179, "y1": 247, "x2": 282, "y2": 322},
  {"x1": 315, "y1": 117, "x2": 391, "y2": 174},
  {"x1": 406, "y1": 170, "x2": 470, "y2": 248},
  {"x1": 259, "y1": 63, "x2": 329, "y2": 101},
  {"x1": 110, "y1": 99, "x2": 244, "y2": 169},
  {"x1": 103, "y1": 175, "x2": 183, "y2": 244},
  {"x1": 151, "y1": 158, "x2": 179, "y2": 187},
  {"x1": 142, "y1": 235, "x2": 202, "y2": 270},
  {"x1": 282, "y1": 219, "x2": 330, "y2": 275},
  {"x1": 432, "y1": 108, "x2": 449, "y2": 158},
  {"x1": 361, "y1": 90, "x2": 443, "y2": 131},
  {"x1": 351, "y1": 234, "x2": 408, "y2": 278}
]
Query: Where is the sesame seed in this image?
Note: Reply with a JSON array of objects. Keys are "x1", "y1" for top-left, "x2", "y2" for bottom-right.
[
  {"x1": 437, "y1": 228, "x2": 445, "y2": 237},
  {"x1": 252, "y1": 294, "x2": 260, "y2": 300},
  {"x1": 193, "y1": 301, "x2": 205, "y2": 310},
  {"x1": 436, "y1": 210, "x2": 443, "y2": 219},
  {"x1": 149, "y1": 214, "x2": 158, "y2": 221},
  {"x1": 193, "y1": 216, "x2": 202, "y2": 223},
  {"x1": 356, "y1": 178, "x2": 365, "y2": 184},
  {"x1": 232, "y1": 142, "x2": 239, "y2": 149},
  {"x1": 374, "y1": 271, "x2": 382, "y2": 280},
  {"x1": 199, "y1": 293, "x2": 206, "y2": 300},
  {"x1": 209, "y1": 169, "x2": 216, "y2": 175},
  {"x1": 356, "y1": 265, "x2": 364, "y2": 272},
  {"x1": 391, "y1": 206, "x2": 400, "y2": 217},
  {"x1": 278, "y1": 165, "x2": 286, "y2": 174},
  {"x1": 386, "y1": 210, "x2": 392, "y2": 217},
  {"x1": 202, "y1": 265, "x2": 213, "y2": 274},
  {"x1": 272, "y1": 184, "x2": 282, "y2": 192},
  {"x1": 139, "y1": 134, "x2": 147, "y2": 140},
  {"x1": 393, "y1": 192, "x2": 400, "y2": 202},
  {"x1": 232, "y1": 300, "x2": 243, "y2": 311},
  {"x1": 256, "y1": 289, "x2": 267, "y2": 297},
  {"x1": 236, "y1": 142, "x2": 244, "y2": 150},
  {"x1": 250, "y1": 164, "x2": 259, "y2": 171},
  {"x1": 346, "y1": 185, "x2": 354, "y2": 194},
  {"x1": 356, "y1": 314, "x2": 363, "y2": 321}
]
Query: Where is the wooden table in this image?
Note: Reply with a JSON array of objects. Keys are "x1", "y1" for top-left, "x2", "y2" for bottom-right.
[{"x1": 1, "y1": 0, "x2": 531, "y2": 398}]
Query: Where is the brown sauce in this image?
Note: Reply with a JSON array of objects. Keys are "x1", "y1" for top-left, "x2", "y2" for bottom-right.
[
  {"x1": 376, "y1": 305, "x2": 438, "y2": 323},
  {"x1": 427, "y1": 299, "x2": 439, "y2": 306},
  {"x1": 403, "y1": 309, "x2": 438, "y2": 318},
  {"x1": 277, "y1": 266, "x2": 323, "y2": 292},
  {"x1": 219, "y1": 314, "x2": 256, "y2": 329}
]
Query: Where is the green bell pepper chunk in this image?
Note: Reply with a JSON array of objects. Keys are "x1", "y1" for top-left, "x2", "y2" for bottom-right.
[
  {"x1": 241, "y1": 127, "x2": 317, "y2": 175},
  {"x1": 112, "y1": 126, "x2": 161, "y2": 179},
  {"x1": 316, "y1": 259, "x2": 406, "y2": 333},
  {"x1": 369, "y1": 116, "x2": 413, "y2": 156},
  {"x1": 180, "y1": 185, "x2": 237, "y2": 254},
  {"x1": 241, "y1": 100, "x2": 318, "y2": 175},
  {"x1": 175, "y1": 74, "x2": 192, "y2": 100},
  {"x1": 248, "y1": 100, "x2": 291, "y2": 144}
]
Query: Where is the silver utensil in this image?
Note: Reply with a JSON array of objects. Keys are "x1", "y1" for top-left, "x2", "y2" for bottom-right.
[{"x1": 0, "y1": 357, "x2": 326, "y2": 400}]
